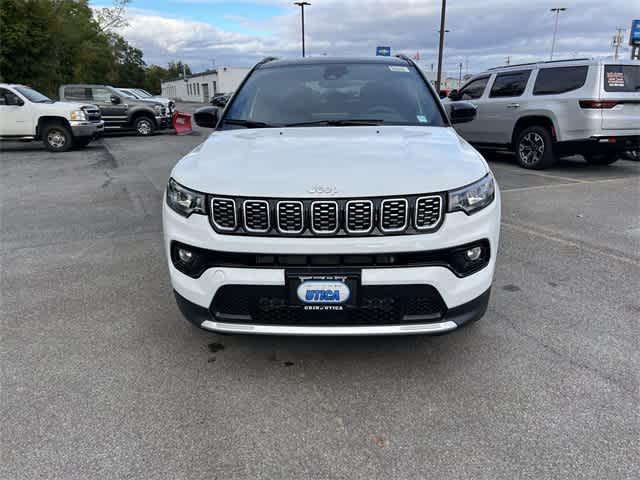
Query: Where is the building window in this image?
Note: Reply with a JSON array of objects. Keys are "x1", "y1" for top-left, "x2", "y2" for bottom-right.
[
  {"x1": 196, "y1": 84, "x2": 200, "y2": 95},
  {"x1": 212, "y1": 81, "x2": 217, "y2": 94}
]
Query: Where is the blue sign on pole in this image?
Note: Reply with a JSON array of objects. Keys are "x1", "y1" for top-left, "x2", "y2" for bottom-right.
[
  {"x1": 376, "y1": 46, "x2": 391, "y2": 56},
  {"x1": 631, "y1": 20, "x2": 640, "y2": 46}
]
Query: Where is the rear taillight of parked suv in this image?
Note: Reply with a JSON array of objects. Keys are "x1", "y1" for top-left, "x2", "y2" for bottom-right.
[{"x1": 578, "y1": 100, "x2": 619, "y2": 109}]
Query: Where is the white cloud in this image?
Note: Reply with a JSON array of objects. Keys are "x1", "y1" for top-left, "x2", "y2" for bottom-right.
[{"x1": 117, "y1": 1, "x2": 639, "y2": 74}]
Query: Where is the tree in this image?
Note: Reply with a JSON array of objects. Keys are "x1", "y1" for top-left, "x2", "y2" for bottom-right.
[
  {"x1": 167, "y1": 61, "x2": 192, "y2": 78},
  {"x1": 94, "y1": 0, "x2": 130, "y2": 32}
]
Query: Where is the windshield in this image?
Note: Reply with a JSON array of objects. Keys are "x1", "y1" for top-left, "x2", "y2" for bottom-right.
[
  {"x1": 222, "y1": 62, "x2": 446, "y2": 128},
  {"x1": 14, "y1": 86, "x2": 52, "y2": 103},
  {"x1": 135, "y1": 89, "x2": 152, "y2": 97},
  {"x1": 118, "y1": 89, "x2": 138, "y2": 98}
]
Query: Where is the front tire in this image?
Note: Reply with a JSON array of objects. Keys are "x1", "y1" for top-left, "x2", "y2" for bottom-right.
[
  {"x1": 515, "y1": 126, "x2": 556, "y2": 169},
  {"x1": 134, "y1": 116, "x2": 155, "y2": 136},
  {"x1": 42, "y1": 124, "x2": 72, "y2": 152},
  {"x1": 584, "y1": 153, "x2": 618, "y2": 166}
]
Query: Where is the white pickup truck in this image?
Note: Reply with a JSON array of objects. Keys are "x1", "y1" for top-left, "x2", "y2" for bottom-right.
[{"x1": 0, "y1": 83, "x2": 104, "y2": 152}]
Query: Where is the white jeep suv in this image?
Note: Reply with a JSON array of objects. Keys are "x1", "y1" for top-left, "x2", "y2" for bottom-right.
[{"x1": 163, "y1": 56, "x2": 501, "y2": 336}]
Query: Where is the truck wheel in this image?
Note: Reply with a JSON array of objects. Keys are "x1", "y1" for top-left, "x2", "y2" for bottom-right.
[
  {"x1": 584, "y1": 153, "x2": 618, "y2": 165},
  {"x1": 134, "y1": 116, "x2": 155, "y2": 136},
  {"x1": 42, "y1": 124, "x2": 72, "y2": 152},
  {"x1": 73, "y1": 137, "x2": 93, "y2": 149},
  {"x1": 515, "y1": 126, "x2": 556, "y2": 169}
]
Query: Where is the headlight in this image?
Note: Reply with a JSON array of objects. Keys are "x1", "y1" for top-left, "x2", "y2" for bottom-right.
[
  {"x1": 153, "y1": 105, "x2": 163, "y2": 115},
  {"x1": 166, "y1": 179, "x2": 206, "y2": 217},
  {"x1": 448, "y1": 174, "x2": 495, "y2": 215},
  {"x1": 69, "y1": 110, "x2": 86, "y2": 121}
]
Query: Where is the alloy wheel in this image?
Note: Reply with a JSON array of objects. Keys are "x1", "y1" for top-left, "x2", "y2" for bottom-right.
[
  {"x1": 137, "y1": 119, "x2": 152, "y2": 135},
  {"x1": 518, "y1": 132, "x2": 545, "y2": 166}
]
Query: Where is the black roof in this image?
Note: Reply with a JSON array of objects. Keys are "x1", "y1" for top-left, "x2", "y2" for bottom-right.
[{"x1": 258, "y1": 56, "x2": 410, "y2": 69}]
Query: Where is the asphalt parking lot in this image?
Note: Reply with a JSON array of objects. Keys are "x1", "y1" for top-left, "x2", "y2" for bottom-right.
[{"x1": 2, "y1": 108, "x2": 639, "y2": 479}]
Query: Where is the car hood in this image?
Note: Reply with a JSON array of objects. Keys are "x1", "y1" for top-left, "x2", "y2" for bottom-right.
[
  {"x1": 39, "y1": 101, "x2": 98, "y2": 112},
  {"x1": 171, "y1": 126, "x2": 489, "y2": 197}
]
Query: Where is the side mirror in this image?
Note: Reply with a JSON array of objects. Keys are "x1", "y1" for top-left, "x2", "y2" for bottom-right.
[
  {"x1": 450, "y1": 101, "x2": 477, "y2": 124},
  {"x1": 448, "y1": 89, "x2": 460, "y2": 101},
  {"x1": 110, "y1": 95, "x2": 121, "y2": 104},
  {"x1": 194, "y1": 106, "x2": 219, "y2": 128}
]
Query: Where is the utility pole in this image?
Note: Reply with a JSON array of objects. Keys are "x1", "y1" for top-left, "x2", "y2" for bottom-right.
[
  {"x1": 294, "y1": 2, "x2": 310, "y2": 58},
  {"x1": 435, "y1": 0, "x2": 447, "y2": 92},
  {"x1": 612, "y1": 27, "x2": 625, "y2": 60},
  {"x1": 549, "y1": 7, "x2": 566, "y2": 60},
  {"x1": 505, "y1": 56, "x2": 511, "y2": 65},
  {"x1": 458, "y1": 62, "x2": 463, "y2": 87}
]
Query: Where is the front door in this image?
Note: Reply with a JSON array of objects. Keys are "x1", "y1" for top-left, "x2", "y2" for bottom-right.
[
  {"x1": 202, "y1": 83, "x2": 210, "y2": 103},
  {"x1": 91, "y1": 87, "x2": 128, "y2": 129},
  {"x1": 0, "y1": 88, "x2": 33, "y2": 136},
  {"x1": 449, "y1": 75, "x2": 491, "y2": 143}
]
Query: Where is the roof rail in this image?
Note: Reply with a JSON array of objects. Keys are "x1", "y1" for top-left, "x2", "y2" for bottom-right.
[
  {"x1": 488, "y1": 58, "x2": 591, "y2": 71},
  {"x1": 255, "y1": 56, "x2": 278, "y2": 67}
]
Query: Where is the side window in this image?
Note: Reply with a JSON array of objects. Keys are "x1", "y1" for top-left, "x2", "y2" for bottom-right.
[
  {"x1": 458, "y1": 77, "x2": 489, "y2": 100},
  {"x1": 64, "y1": 87, "x2": 90, "y2": 100},
  {"x1": 0, "y1": 88, "x2": 22, "y2": 106},
  {"x1": 489, "y1": 70, "x2": 532, "y2": 98},
  {"x1": 533, "y1": 66, "x2": 588, "y2": 95},
  {"x1": 91, "y1": 88, "x2": 113, "y2": 103}
]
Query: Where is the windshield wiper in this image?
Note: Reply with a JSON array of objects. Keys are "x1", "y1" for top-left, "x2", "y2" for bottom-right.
[
  {"x1": 284, "y1": 119, "x2": 384, "y2": 127},
  {"x1": 223, "y1": 118, "x2": 274, "y2": 128}
]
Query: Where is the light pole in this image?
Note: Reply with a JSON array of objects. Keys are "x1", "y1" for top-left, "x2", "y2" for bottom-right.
[
  {"x1": 294, "y1": 2, "x2": 310, "y2": 58},
  {"x1": 435, "y1": 0, "x2": 447, "y2": 92},
  {"x1": 549, "y1": 7, "x2": 566, "y2": 60}
]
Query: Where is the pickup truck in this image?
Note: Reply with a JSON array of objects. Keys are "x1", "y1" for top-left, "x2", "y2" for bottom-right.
[
  {"x1": 0, "y1": 83, "x2": 104, "y2": 152},
  {"x1": 59, "y1": 84, "x2": 168, "y2": 136}
]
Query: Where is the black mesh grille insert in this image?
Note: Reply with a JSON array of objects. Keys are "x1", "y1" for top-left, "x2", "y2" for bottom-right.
[
  {"x1": 211, "y1": 284, "x2": 446, "y2": 326},
  {"x1": 415, "y1": 196, "x2": 442, "y2": 229},
  {"x1": 311, "y1": 201, "x2": 338, "y2": 233},
  {"x1": 277, "y1": 201, "x2": 304, "y2": 233},
  {"x1": 381, "y1": 199, "x2": 408, "y2": 232},
  {"x1": 211, "y1": 198, "x2": 236, "y2": 230},
  {"x1": 243, "y1": 200, "x2": 270, "y2": 232},
  {"x1": 346, "y1": 201, "x2": 373, "y2": 233}
]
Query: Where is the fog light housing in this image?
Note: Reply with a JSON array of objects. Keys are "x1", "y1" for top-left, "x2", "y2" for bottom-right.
[
  {"x1": 178, "y1": 248, "x2": 194, "y2": 263},
  {"x1": 465, "y1": 246, "x2": 482, "y2": 262}
]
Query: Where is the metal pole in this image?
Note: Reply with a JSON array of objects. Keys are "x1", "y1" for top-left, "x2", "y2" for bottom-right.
[
  {"x1": 436, "y1": 0, "x2": 447, "y2": 92},
  {"x1": 294, "y1": 2, "x2": 310, "y2": 58},
  {"x1": 550, "y1": 8, "x2": 566, "y2": 60},
  {"x1": 458, "y1": 62, "x2": 462, "y2": 87}
]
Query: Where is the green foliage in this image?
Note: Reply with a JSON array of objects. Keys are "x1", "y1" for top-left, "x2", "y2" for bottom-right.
[{"x1": 0, "y1": 0, "x2": 190, "y2": 97}]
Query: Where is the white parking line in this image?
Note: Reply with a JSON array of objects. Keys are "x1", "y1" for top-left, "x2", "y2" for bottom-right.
[{"x1": 501, "y1": 176, "x2": 634, "y2": 192}]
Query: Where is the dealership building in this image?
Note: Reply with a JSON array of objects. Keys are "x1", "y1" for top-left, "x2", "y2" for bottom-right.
[{"x1": 161, "y1": 67, "x2": 250, "y2": 102}]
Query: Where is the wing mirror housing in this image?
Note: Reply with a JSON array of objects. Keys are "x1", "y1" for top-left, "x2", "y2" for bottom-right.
[
  {"x1": 449, "y1": 101, "x2": 477, "y2": 124},
  {"x1": 194, "y1": 106, "x2": 219, "y2": 128},
  {"x1": 448, "y1": 89, "x2": 460, "y2": 101},
  {"x1": 110, "y1": 95, "x2": 121, "y2": 104}
]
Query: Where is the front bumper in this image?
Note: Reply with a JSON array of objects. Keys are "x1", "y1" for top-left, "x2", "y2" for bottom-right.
[
  {"x1": 69, "y1": 120, "x2": 104, "y2": 138},
  {"x1": 156, "y1": 115, "x2": 170, "y2": 129},
  {"x1": 163, "y1": 186, "x2": 500, "y2": 335}
]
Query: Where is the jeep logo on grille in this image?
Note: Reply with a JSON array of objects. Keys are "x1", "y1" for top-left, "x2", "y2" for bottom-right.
[{"x1": 297, "y1": 281, "x2": 350, "y2": 304}]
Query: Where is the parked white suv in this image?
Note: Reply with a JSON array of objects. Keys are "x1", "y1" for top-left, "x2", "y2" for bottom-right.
[
  {"x1": 446, "y1": 59, "x2": 640, "y2": 169},
  {"x1": 163, "y1": 56, "x2": 501, "y2": 336},
  {"x1": 0, "y1": 84, "x2": 104, "y2": 151}
]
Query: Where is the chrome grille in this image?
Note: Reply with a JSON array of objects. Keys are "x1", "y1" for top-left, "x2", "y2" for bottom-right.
[
  {"x1": 208, "y1": 194, "x2": 444, "y2": 236},
  {"x1": 380, "y1": 199, "x2": 408, "y2": 232},
  {"x1": 243, "y1": 200, "x2": 270, "y2": 232},
  {"x1": 83, "y1": 107, "x2": 101, "y2": 121},
  {"x1": 311, "y1": 201, "x2": 338, "y2": 234},
  {"x1": 415, "y1": 196, "x2": 442, "y2": 230},
  {"x1": 211, "y1": 198, "x2": 236, "y2": 231},
  {"x1": 346, "y1": 200, "x2": 373, "y2": 233},
  {"x1": 277, "y1": 201, "x2": 304, "y2": 234}
]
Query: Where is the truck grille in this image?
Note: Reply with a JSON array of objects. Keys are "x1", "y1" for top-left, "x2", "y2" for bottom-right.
[
  {"x1": 208, "y1": 194, "x2": 445, "y2": 237},
  {"x1": 83, "y1": 107, "x2": 101, "y2": 121}
]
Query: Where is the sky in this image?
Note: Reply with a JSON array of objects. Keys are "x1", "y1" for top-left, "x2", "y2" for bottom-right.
[{"x1": 92, "y1": 0, "x2": 639, "y2": 76}]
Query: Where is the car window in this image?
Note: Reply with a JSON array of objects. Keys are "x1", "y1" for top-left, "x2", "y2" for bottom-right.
[
  {"x1": 14, "y1": 86, "x2": 52, "y2": 103},
  {"x1": 489, "y1": 70, "x2": 532, "y2": 98},
  {"x1": 458, "y1": 77, "x2": 490, "y2": 100},
  {"x1": 92, "y1": 87, "x2": 114, "y2": 103},
  {"x1": 0, "y1": 88, "x2": 23, "y2": 106},
  {"x1": 64, "y1": 86, "x2": 90, "y2": 100},
  {"x1": 533, "y1": 66, "x2": 588, "y2": 95},
  {"x1": 603, "y1": 65, "x2": 640, "y2": 92},
  {"x1": 223, "y1": 62, "x2": 446, "y2": 128}
]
